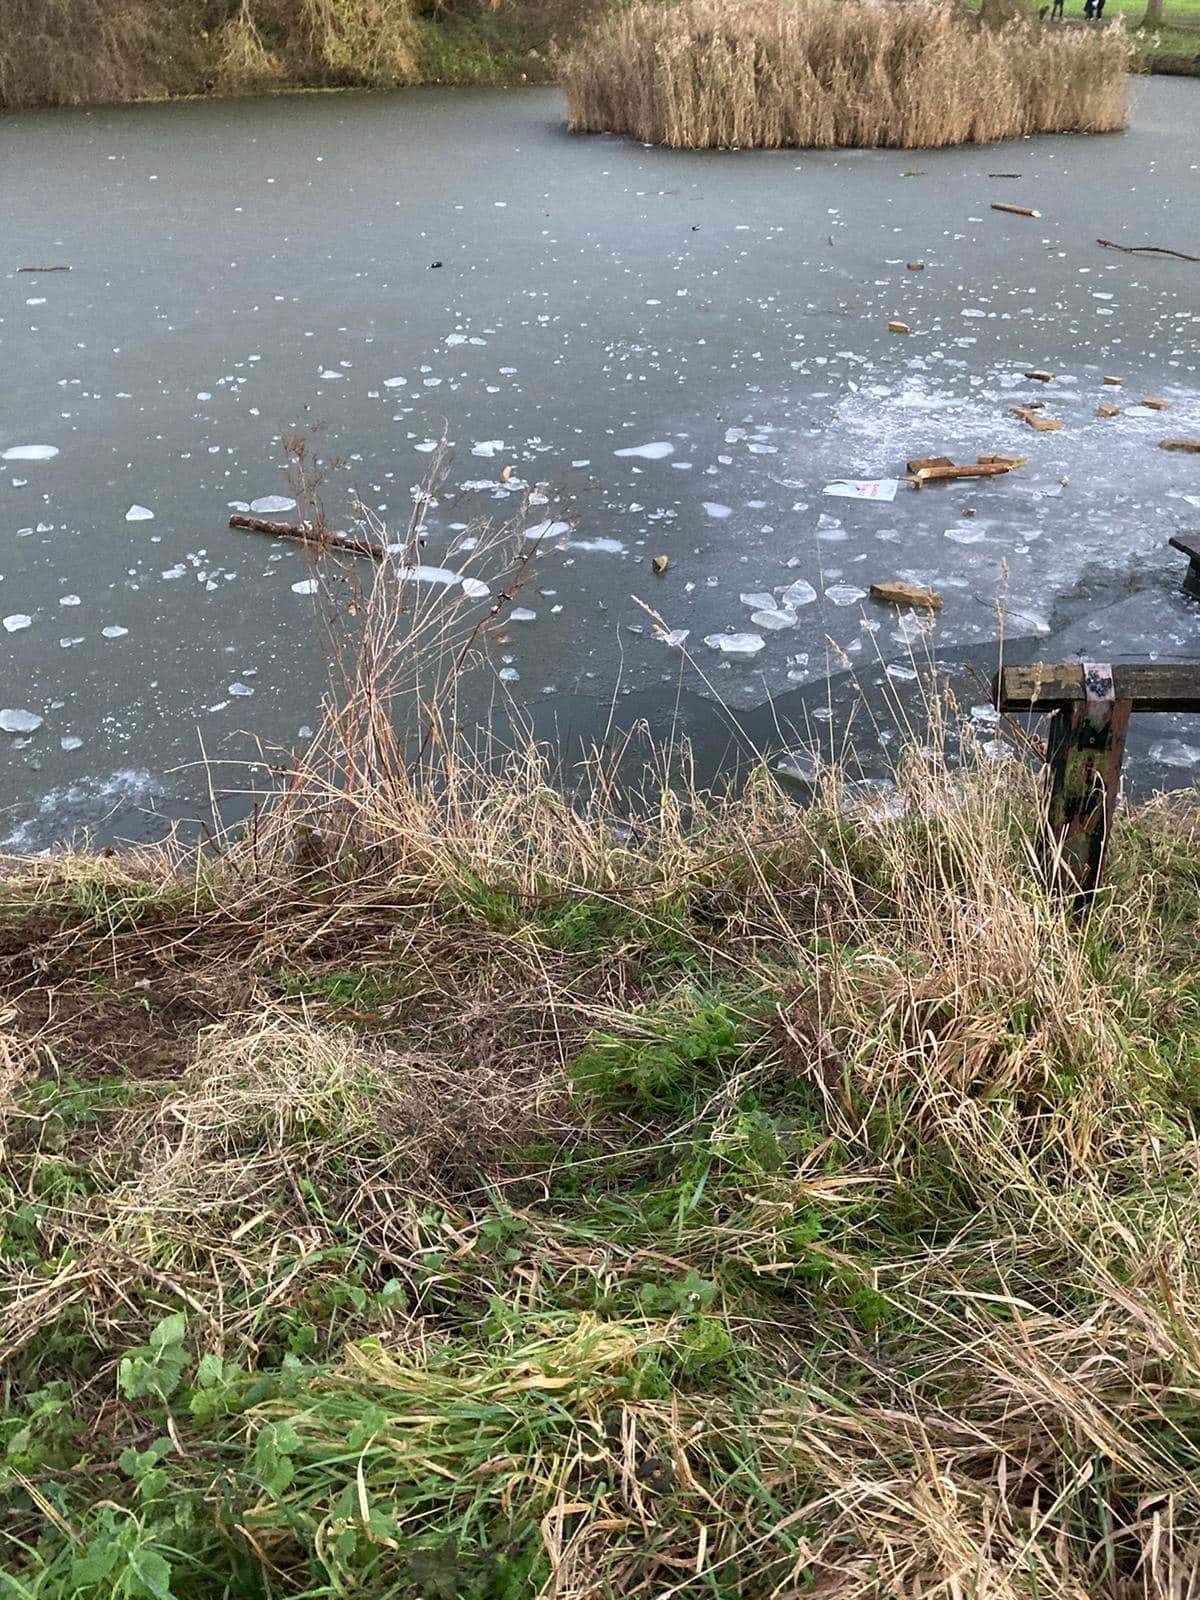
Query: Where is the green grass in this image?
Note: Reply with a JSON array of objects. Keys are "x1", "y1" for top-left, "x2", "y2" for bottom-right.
[
  {"x1": 2, "y1": 739, "x2": 1199, "y2": 1599},
  {"x1": 954, "y1": 0, "x2": 1200, "y2": 68}
]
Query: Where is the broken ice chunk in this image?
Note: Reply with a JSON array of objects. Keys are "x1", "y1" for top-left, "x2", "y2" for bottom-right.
[
  {"x1": 563, "y1": 538, "x2": 624, "y2": 554},
  {"x1": 1149, "y1": 739, "x2": 1200, "y2": 769},
  {"x1": 751, "y1": 608, "x2": 797, "y2": 631},
  {"x1": 614, "y1": 441, "x2": 674, "y2": 460},
  {"x1": 101, "y1": 625, "x2": 129, "y2": 638},
  {"x1": 825, "y1": 584, "x2": 867, "y2": 606},
  {"x1": 291, "y1": 578, "x2": 320, "y2": 595},
  {"x1": 250, "y1": 495, "x2": 298, "y2": 514},
  {"x1": 125, "y1": 505, "x2": 154, "y2": 522},
  {"x1": 525, "y1": 520, "x2": 570, "y2": 542},
  {"x1": 780, "y1": 579, "x2": 818, "y2": 608},
  {"x1": 703, "y1": 502, "x2": 732, "y2": 519},
  {"x1": 740, "y1": 591, "x2": 776, "y2": 611},
  {"x1": 1004, "y1": 608, "x2": 1051, "y2": 636},
  {"x1": 2, "y1": 445, "x2": 58, "y2": 462},
  {"x1": 510, "y1": 607, "x2": 537, "y2": 622},
  {"x1": 704, "y1": 632, "x2": 765, "y2": 657},
  {"x1": 461, "y1": 577, "x2": 491, "y2": 600},
  {"x1": 394, "y1": 564, "x2": 458, "y2": 585},
  {"x1": 3, "y1": 614, "x2": 32, "y2": 633},
  {"x1": 0, "y1": 709, "x2": 42, "y2": 733}
]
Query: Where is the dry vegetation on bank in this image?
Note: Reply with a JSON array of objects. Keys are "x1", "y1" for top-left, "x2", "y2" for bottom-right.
[
  {"x1": 0, "y1": 0, "x2": 602, "y2": 108},
  {"x1": 2, "y1": 513, "x2": 1199, "y2": 1599},
  {"x1": 0, "y1": 0, "x2": 415, "y2": 109},
  {"x1": 560, "y1": 0, "x2": 1133, "y2": 148}
]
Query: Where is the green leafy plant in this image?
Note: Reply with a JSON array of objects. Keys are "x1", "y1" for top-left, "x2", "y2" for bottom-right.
[{"x1": 118, "y1": 1316, "x2": 189, "y2": 1404}]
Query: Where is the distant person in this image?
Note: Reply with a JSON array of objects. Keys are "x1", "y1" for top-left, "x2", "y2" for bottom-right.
[
  {"x1": 1051, "y1": 0, "x2": 1064, "y2": 18},
  {"x1": 1083, "y1": 0, "x2": 1094, "y2": 14}
]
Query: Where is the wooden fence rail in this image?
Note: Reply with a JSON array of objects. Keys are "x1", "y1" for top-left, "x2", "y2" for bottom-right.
[{"x1": 994, "y1": 661, "x2": 1200, "y2": 904}]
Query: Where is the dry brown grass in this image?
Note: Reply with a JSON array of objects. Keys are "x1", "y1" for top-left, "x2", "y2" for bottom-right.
[
  {"x1": 1, "y1": 481, "x2": 1197, "y2": 1598},
  {"x1": 0, "y1": 0, "x2": 210, "y2": 110},
  {"x1": 0, "y1": 0, "x2": 417, "y2": 108},
  {"x1": 559, "y1": 0, "x2": 1133, "y2": 149}
]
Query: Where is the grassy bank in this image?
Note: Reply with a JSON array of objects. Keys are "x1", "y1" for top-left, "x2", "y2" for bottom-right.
[
  {"x1": 2, "y1": 529, "x2": 1200, "y2": 1598},
  {"x1": 2, "y1": 0, "x2": 1193, "y2": 110},
  {"x1": 560, "y1": 0, "x2": 1133, "y2": 148},
  {"x1": 0, "y1": 0, "x2": 581, "y2": 110}
]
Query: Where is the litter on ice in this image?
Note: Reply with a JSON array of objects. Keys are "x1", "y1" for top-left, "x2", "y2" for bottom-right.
[{"x1": 822, "y1": 479, "x2": 899, "y2": 502}]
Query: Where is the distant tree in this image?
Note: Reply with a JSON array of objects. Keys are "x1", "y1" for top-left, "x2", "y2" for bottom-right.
[{"x1": 1141, "y1": 0, "x2": 1164, "y2": 24}]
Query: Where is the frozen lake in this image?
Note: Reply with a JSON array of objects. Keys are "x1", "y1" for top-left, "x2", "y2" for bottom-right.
[{"x1": 2, "y1": 79, "x2": 1198, "y2": 844}]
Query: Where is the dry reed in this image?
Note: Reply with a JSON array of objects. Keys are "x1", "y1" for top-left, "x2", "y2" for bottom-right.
[{"x1": 559, "y1": 0, "x2": 1133, "y2": 149}]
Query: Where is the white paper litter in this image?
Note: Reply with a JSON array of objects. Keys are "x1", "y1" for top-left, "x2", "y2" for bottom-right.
[{"x1": 822, "y1": 479, "x2": 899, "y2": 502}]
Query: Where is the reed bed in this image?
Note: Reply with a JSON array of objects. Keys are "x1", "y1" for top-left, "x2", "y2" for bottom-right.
[
  {"x1": 559, "y1": 0, "x2": 1133, "y2": 149},
  {"x1": 1, "y1": 482, "x2": 1198, "y2": 1598}
]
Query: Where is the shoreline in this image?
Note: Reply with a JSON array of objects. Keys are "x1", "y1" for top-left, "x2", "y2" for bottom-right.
[{"x1": 2, "y1": 19, "x2": 1196, "y2": 116}]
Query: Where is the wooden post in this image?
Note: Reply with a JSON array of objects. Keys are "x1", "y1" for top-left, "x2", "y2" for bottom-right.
[
  {"x1": 1169, "y1": 535, "x2": 1200, "y2": 601},
  {"x1": 1042, "y1": 665, "x2": 1130, "y2": 904},
  {"x1": 994, "y1": 660, "x2": 1200, "y2": 906}
]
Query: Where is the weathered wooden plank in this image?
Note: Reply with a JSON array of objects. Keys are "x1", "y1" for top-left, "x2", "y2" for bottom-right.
[
  {"x1": 909, "y1": 460, "x2": 1023, "y2": 488},
  {"x1": 995, "y1": 662, "x2": 1200, "y2": 713},
  {"x1": 869, "y1": 580, "x2": 943, "y2": 610},
  {"x1": 1044, "y1": 692, "x2": 1131, "y2": 904}
]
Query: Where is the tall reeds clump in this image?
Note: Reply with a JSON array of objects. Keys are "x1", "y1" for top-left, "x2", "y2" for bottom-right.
[{"x1": 559, "y1": 0, "x2": 1133, "y2": 149}]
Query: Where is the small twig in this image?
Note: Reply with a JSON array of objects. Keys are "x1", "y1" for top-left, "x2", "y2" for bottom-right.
[
  {"x1": 1097, "y1": 238, "x2": 1200, "y2": 263},
  {"x1": 229, "y1": 513, "x2": 384, "y2": 559}
]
